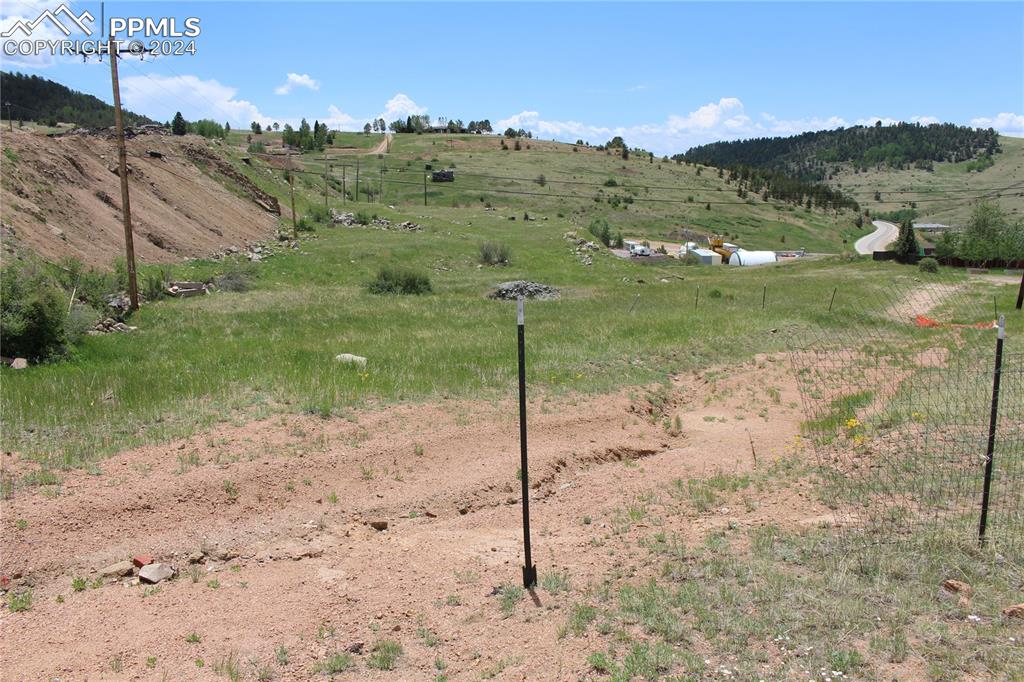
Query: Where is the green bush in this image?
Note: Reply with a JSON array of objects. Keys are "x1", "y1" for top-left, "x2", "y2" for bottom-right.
[
  {"x1": 367, "y1": 267, "x2": 432, "y2": 295},
  {"x1": 143, "y1": 273, "x2": 166, "y2": 301},
  {"x1": 295, "y1": 216, "x2": 316, "y2": 233},
  {"x1": 588, "y1": 217, "x2": 612, "y2": 246},
  {"x1": 479, "y1": 241, "x2": 511, "y2": 265},
  {"x1": 65, "y1": 304, "x2": 99, "y2": 343},
  {"x1": 680, "y1": 252, "x2": 700, "y2": 266},
  {"x1": 918, "y1": 257, "x2": 939, "y2": 274},
  {"x1": 354, "y1": 211, "x2": 373, "y2": 225},
  {"x1": 307, "y1": 204, "x2": 330, "y2": 224},
  {"x1": 1, "y1": 264, "x2": 69, "y2": 361}
]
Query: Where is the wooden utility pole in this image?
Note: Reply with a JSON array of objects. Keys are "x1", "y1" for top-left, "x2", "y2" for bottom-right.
[
  {"x1": 423, "y1": 172, "x2": 427, "y2": 206},
  {"x1": 5, "y1": 102, "x2": 12, "y2": 132},
  {"x1": 378, "y1": 166, "x2": 383, "y2": 204},
  {"x1": 288, "y1": 151, "x2": 297, "y2": 238},
  {"x1": 108, "y1": 37, "x2": 139, "y2": 311},
  {"x1": 342, "y1": 165, "x2": 346, "y2": 204},
  {"x1": 355, "y1": 158, "x2": 360, "y2": 203}
]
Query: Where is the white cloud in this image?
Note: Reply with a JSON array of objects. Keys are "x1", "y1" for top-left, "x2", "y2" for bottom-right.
[
  {"x1": 379, "y1": 93, "x2": 426, "y2": 122},
  {"x1": 274, "y1": 73, "x2": 319, "y2": 95},
  {"x1": 120, "y1": 73, "x2": 271, "y2": 127},
  {"x1": 971, "y1": 112, "x2": 1024, "y2": 136},
  {"x1": 324, "y1": 104, "x2": 356, "y2": 129}
]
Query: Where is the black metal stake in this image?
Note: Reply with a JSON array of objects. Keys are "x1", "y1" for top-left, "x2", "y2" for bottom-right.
[
  {"x1": 1016, "y1": 269, "x2": 1023, "y2": 311},
  {"x1": 516, "y1": 298, "x2": 537, "y2": 587},
  {"x1": 978, "y1": 315, "x2": 1005, "y2": 546},
  {"x1": 828, "y1": 287, "x2": 837, "y2": 312},
  {"x1": 694, "y1": 285, "x2": 700, "y2": 310},
  {"x1": 761, "y1": 283, "x2": 767, "y2": 310}
]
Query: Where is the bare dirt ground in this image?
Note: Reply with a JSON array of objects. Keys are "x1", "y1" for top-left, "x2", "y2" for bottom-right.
[
  {"x1": 0, "y1": 129, "x2": 278, "y2": 268},
  {"x1": 0, "y1": 355, "x2": 827, "y2": 680}
]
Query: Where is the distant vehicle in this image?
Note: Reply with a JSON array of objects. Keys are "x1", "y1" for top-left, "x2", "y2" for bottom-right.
[
  {"x1": 629, "y1": 244, "x2": 652, "y2": 257},
  {"x1": 431, "y1": 170, "x2": 455, "y2": 182}
]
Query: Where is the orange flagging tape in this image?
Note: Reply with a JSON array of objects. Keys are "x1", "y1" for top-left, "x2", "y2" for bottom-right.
[{"x1": 915, "y1": 315, "x2": 996, "y2": 329}]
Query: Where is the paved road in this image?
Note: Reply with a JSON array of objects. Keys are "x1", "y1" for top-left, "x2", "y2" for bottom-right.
[{"x1": 855, "y1": 220, "x2": 899, "y2": 255}]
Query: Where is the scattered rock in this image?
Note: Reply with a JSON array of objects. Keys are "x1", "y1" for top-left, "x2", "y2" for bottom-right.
[
  {"x1": 940, "y1": 579, "x2": 972, "y2": 607},
  {"x1": 187, "y1": 551, "x2": 204, "y2": 564},
  {"x1": 1003, "y1": 603, "x2": 1024, "y2": 619},
  {"x1": 90, "y1": 317, "x2": 137, "y2": 335},
  {"x1": 368, "y1": 520, "x2": 388, "y2": 531},
  {"x1": 166, "y1": 281, "x2": 209, "y2": 298},
  {"x1": 139, "y1": 563, "x2": 175, "y2": 584},
  {"x1": 10, "y1": 358, "x2": 28, "y2": 370},
  {"x1": 488, "y1": 281, "x2": 560, "y2": 301},
  {"x1": 346, "y1": 642, "x2": 364, "y2": 654},
  {"x1": 100, "y1": 560, "x2": 134, "y2": 578},
  {"x1": 335, "y1": 353, "x2": 367, "y2": 366},
  {"x1": 132, "y1": 555, "x2": 154, "y2": 568}
]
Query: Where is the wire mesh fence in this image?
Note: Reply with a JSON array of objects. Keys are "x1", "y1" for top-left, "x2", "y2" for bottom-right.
[{"x1": 790, "y1": 278, "x2": 1022, "y2": 558}]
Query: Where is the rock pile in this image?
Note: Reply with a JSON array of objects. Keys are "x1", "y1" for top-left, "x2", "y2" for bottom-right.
[
  {"x1": 488, "y1": 281, "x2": 560, "y2": 301},
  {"x1": 563, "y1": 231, "x2": 599, "y2": 266},
  {"x1": 90, "y1": 317, "x2": 138, "y2": 335},
  {"x1": 209, "y1": 239, "x2": 288, "y2": 262},
  {"x1": 330, "y1": 211, "x2": 422, "y2": 231}
]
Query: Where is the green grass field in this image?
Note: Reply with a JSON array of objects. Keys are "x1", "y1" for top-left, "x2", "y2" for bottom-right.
[{"x1": 4, "y1": 131, "x2": 1022, "y2": 471}]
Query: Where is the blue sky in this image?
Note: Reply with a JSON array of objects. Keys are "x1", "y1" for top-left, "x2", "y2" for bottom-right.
[{"x1": 2, "y1": 1, "x2": 1022, "y2": 154}]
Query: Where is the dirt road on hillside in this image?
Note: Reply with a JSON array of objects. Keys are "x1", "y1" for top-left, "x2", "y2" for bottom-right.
[{"x1": 0, "y1": 356, "x2": 823, "y2": 680}]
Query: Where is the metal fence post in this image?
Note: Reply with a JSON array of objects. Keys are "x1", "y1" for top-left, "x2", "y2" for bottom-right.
[
  {"x1": 517, "y1": 297, "x2": 537, "y2": 587},
  {"x1": 978, "y1": 315, "x2": 1005, "y2": 546}
]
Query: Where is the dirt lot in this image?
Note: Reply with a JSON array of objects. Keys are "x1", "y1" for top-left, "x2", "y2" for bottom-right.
[
  {"x1": 1, "y1": 129, "x2": 278, "y2": 268},
  {"x1": 0, "y1": 355, "x2": 825, "y2": 680}
]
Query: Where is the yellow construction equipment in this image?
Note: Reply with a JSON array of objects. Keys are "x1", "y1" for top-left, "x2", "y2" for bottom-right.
[{"x1": 709, "y1": 235, "x2": 733, "y2": 264}]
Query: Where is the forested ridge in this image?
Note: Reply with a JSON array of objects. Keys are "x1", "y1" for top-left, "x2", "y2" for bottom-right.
[
  {"x1": 678, "y1": 122, "x2": 1000, "y2": 181},
  {"x1": 1, "y1": 71, "x2": 156, "y2": 128}
]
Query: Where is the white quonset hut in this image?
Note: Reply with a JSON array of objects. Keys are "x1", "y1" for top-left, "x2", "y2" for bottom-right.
[{"x1": 727, "y1": 249, "x2": 778, "y2": 266}]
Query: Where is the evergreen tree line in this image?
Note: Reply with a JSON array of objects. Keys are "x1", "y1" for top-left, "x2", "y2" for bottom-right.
[
  {"x1": 677, "y1": 122, "x2": 1000, "y2": 182},
  {"x1": 1, "y1": 71, "x2": 156, "y2": 128},
  {"x1": 725, "y1": 164, "x2": 860, "y2": 212},
  {"x1": 385, "y1": 115, "x2": 494, "y2": 134},
  {"x1": 170, "y1": 112, "x2": 229, "y2": 139},
  {"x1": 280, "y1": 118, "x2": 332, "y2": 150}
]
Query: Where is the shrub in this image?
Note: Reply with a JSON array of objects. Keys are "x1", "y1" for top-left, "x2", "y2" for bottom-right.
[
  {"x1": 367, "y1": 267, "x2": 432, "y2": 295},
  {"x1": 295, "y1": 216, "x2": 316, "y2": 232},
  {"x1": 918, "y1": 257, "x2": 939, "y2": 274},
  {"x1": 246, "y1": 142, "x2": 266, "y2": 154},
  {"x1": 0, "y1": 264, "x2": 68, "y2": 361},
  {"x1": 588, "y1": 217, "x2": 612, "y2": 246},
  {"x1": 214, "y1": 264, "x2": 254, "y2": 293},
  {"x1": 354, "y1": 211, "x2": 372, "y2": 225},
  {"x1": 307, "y1": 204, "x2": 330, "y2": 224},
  {"x1": 143, "y1": 273, "x2": 166, "y2": 302},
  {"x1": 65, "y1": 304, "x2": 99, "y2": 344},
  {"x1": 612, "y1": 232, "x2": 624, "y2": 249},
  {"x1": 479, "y1": 241, "x2": 511, "y2": 265}
]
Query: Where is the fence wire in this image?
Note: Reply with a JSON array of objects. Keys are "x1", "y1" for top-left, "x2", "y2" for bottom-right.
[{"x1": 789, "y1": 278, "x2": 1022, "y2": 558}]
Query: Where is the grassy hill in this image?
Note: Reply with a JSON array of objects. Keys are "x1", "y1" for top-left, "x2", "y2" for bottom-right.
[
  {"x1": 228, "y1": 131, "x2": 869, "y2": 253},
  {"x1": 831, "y1": 134, "x2": 1024, "y2": 227}
]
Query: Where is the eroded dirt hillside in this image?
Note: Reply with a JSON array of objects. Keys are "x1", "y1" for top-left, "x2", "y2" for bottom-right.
[{"x1": 0, "y1": 128, "x2": 280, "y2": 267}]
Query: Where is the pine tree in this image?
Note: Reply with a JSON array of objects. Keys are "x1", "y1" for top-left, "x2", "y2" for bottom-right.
[
  {"x1": 171, "y1": 111, "x2": 187, "y2": 135},
  {"x1": 893, "y1": 218, "x2": 921, "y2": 263}
]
